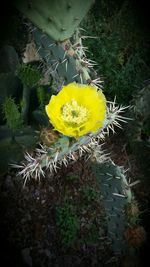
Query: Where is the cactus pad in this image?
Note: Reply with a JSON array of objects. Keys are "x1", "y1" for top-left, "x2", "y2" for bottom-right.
[
  {"x1": 91, "y1": 160, "x2": 132, "y2": 254},
  {"x1": 15, "y1": 0, "x2": 93, "y2": 41}
]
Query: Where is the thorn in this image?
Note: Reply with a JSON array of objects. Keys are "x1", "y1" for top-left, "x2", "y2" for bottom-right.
[
  {"x1": 80, "y1": 74, "x2": 83, "y2": 83},
  {"x1": 124, "y1": 168, "x2": 130, "y2": 173},
  {"x1": 54, "y1": 151, "x2": 59, "y2": 162},
  {"x1": 62, "y1": 157, "x2": 68, "y2": 167},
  {"x1": 52, "y1": 160, "x2": 57, "y2": 172},
  {"x1": 106, "y1": 173, "x2": 113, "y2": 177},
  {"x1": 81, "y1": 35, "x2": 98, "y2": 39},
  {"x1": 125, "y1": 180, "x2": 140, "y2": 189},
  {"x1": 113, "y1": 193, "x2": 126, "y2": 198},
  {"x1": 65, "y1": 60, "x2": 68, "y2": 72},
  {"x1": 72, "y1": 73, "x2": 79, "y2": 79},
  {"x1": 78, "y1": 27, "x2": 86, "y2": 32},
  {"x1": 61, "y1": 58, "x2": 67, "y2": 64},
  {"x1": 23, "y1": 176, "x2": 29, "y2": 187},
  {"x1": 63, "y1": 50, "x2": 67, "y2": 59},
  {"x1": 48, "y1": 43, "x2": 56, "y2": 47},
  {"x1": 10, "y1": 163, "x2": 24, "y2": 169},
  {"x1": 115, "y1": 176, "x2": 121, "y2": 179}
]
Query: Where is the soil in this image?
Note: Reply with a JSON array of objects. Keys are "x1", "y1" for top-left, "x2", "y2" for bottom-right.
[{"x1": 0, "y1": 158, "x2": 115, "y2": 267}]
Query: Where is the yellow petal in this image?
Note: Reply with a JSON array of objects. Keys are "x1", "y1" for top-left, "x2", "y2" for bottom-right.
[{"x1": 45, "y1": 83, "x2": 107, "y2": 137}]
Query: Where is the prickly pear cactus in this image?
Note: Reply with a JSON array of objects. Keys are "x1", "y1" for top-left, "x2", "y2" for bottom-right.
[
  {"x1": 33, "y1": 28, "x2": 81, "y2": 86},
  {"x1": 15, "y1": 0, "x2": 93, "y2": 41},
  {"x1": 31, "y1": 28, "x2": 98, "y2": 88},
  {"x1": 91, "y1": 160, "x2": 132, "y2": 254},
  {"x1": 11, "y1": 0, "x2": 139, "y2": 258},
  {"x1": 0, "y1": 125, "x2": 39, "y2": 174}
]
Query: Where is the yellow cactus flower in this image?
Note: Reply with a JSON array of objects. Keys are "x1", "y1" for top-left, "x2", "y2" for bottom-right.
[{"x1": 45, "y1": 83, "x2": 106, "y2": 137}]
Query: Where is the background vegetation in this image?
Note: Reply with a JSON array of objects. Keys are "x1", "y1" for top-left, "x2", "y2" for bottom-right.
[{"x1": 82, "y1": 0, "x2": 150, "y2": 103}]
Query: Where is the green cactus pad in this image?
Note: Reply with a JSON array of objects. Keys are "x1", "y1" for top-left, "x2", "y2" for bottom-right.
[
  {"x1": 33, "y1": 28, "x2": 82, "y2": 85},
  {"x1": 91, "y1": 160, "x2": 132, "y2": 254},
  {"x1": 15, "y1": 0, "x2": 93, "y2": 41},
  {"x1": 0, "y1": 126, "x2": 39, "y2": 174}
]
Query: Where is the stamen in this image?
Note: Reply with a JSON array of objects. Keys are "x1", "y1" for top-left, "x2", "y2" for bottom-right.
[{"x1": 61, "y1": 99, "x2": 88, "y2": 125}]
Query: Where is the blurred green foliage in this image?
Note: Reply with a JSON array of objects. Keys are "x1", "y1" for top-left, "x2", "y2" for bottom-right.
[
  {"x1": 81, "y1": 185, "x2": 100, "y2": 203},
  {"x1": 56, "y1": 204, "x2": 79, "y2": 247},
  {"x1": 17, "y1": 63, "x2": 42, "y2": 88},
  {"x1": 2, "y1": 97, "x2": 22, "y2": 135},
  {"x1": 83, "y1": 0, "x2": 150, "y2": 103}
]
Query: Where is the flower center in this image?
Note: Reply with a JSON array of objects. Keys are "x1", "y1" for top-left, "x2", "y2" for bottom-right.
[{"x1": 61, "y1": 99, "x2": 88, "y2": 125}]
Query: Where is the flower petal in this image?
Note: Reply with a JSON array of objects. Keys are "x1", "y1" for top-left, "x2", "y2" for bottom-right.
[{"x1": 45, "y1": 83, "x2": 107, "y2": 137}]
